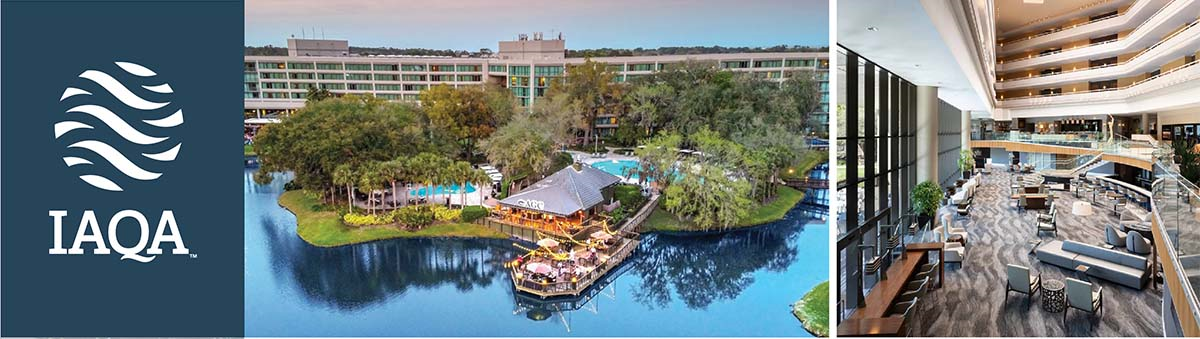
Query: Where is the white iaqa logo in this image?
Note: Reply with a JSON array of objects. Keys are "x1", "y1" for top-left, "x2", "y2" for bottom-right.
[
  {"x1": 49, "y1": 61, "x2": 191, "y2": 262},
  {"x1": 55, "y1": 61, "x2": 183, "y2": 192}
]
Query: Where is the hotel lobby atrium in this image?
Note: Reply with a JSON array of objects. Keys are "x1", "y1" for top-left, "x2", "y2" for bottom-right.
[{"x1": 836, "y1": 0, "x2": 1200, "y2": 336}]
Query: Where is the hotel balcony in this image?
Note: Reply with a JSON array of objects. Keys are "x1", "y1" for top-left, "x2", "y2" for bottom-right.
[
  {"x1": 996, "y1": 58, "x2": 1200, "y2": 117},
  {"x1": 998, "y1": 0, "x2": 1200, "y2": 72},
  {"x1": 997, "y1": 21, "x2": 1200, "y2": 91},
  {"x1": 998, "y1": 0, "x2": 1169, "y2": 55}
]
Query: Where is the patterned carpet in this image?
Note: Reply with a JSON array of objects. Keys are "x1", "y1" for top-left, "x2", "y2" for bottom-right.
[{"x1": 909, "y1": 171, "x2": 1163, "y2": 337}]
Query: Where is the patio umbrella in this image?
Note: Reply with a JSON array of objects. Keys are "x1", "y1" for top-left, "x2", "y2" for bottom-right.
[
  {"x1": 525, "y1": 262, "x2": 552, "y2": 274},
  {"x1": 590, "y1": 231, "x2": 613, "y2": 240},
  {"x1": 537, "y1": 238, "x2": 559, "y2": 248}
]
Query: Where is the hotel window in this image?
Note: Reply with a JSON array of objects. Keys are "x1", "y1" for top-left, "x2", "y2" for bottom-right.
[
  {"x1": 287, "y1": 62, "x2": 314, "y2": 69},
  {"x1": 509, "y1": 76, "x2": 529, "y2": 87},
  {"x1": 316, "y1": 63, "x2": 342, "y2": 70},
  {"x1": 258, "y1": 62, "x2": 285, "y2": 69},
  {"x1": 401, "y1": 64, "x2": 427, "y2": 72},
  {"x1": 611, "y1": 74, "x2": 625, "y2": 82},
  {"x1": 260, "y1": 72, "x2": 287, "y2": 79},
  {"x1": 289, "y1": 73, "x2": 314, "y2": 80},
  {"x1": 836, "y1": 47, "x2": 921, "y2": 318},
  {"x1": 319, "y1": 83, "x2": 345, "y2": 90},
  {"x1": 244, "y1": 62, "x2": 257, "y2": 72},
  {"x1": 754, "y1": 60, "x2": 783, "y2": 68},
  {"x1": 376, "y1": 94, "x2": 401, "y2": 100},
  {"x1": 402, "y1": 84, "x2": 427, "y2": 91},
  {"x1": 786, "y1": 59, "x2": 814, "y2": 67},
  {"x1": 721, "y1": 61, "x2": 749, "y2": 69},
  {"x1": 374, "y1": 74, "x2": 399, "y2": 81},
  {"x1": 261, "y1": 82, "x2": 287, "y2": 89},
  {"x1": 244, "y1": 92, "x2": 259, "y2": 99},
  {"x1": 607, "y1": 64, "x2": 625, "y2": 72},
  {"x1": 346, "y1": 73, "x2": 371, "y2": 81},
  {"x1": 289, "y1": 93, "x2": 305, "y2": 99},
  {"x1": 430, "y1": 75, "x2": 453, "y2": 82},
  {"x1": 1089, "y1": 57, "x2": 1118, "y2": 68},
  {"x1": 535, "y1": 87, "x2": 547, "y2": 97},
  {"x1": 457, "y1": 75, "x2": 482, "y2": 82},
  {"x1": 373, "y1": 64, "x2": 399, "y2": 71},
  {"x1": 1090, "y1": 33, "x2": 1118, "y2": 44},
  {"x1": 346, "y1": 64, "x2": 371, "y2": 71},
  {"x1": 534, "y1": 66, "x2": 563, "y2": 76},
  {"x1": 431, "y1": 65, "x2": 455, "y2": 72},
  {"x1": 244, "y1": 73, "x2": 259, "y2": 82},
  {"x1": 509, "y1": 66, "x2": 530, "y2": 76},
  {"x1": 347, "y1": 83, "x2": 373, "y2": 91},
  {"x1": 318, "y1": 73, "x2": 344, "y2": 80},
  {"x1": 262, "y1": 92, "x2": 288, "y2": 99},
  {"x1": 244, "y1": 83, "x2": 258, "y2": 92},
  {"x1": 290, "y1": 83, "x2": 314, "y2": 90},
  {"x1": 456, "y1": 65, "x2": 481, "y2": 72},
  {"x1": 489, "y1": 65, "x2": 507, "y2": 73},
  {"x1": 376, "y1": 84, "x2": 402, "y2": 91},
  {"x1": 657, "y1": 63, "x2": 671, "y2": 70},
  {"x1": 628, "y1": 64, "x2": 654, "y2": 72},
  {"x1": 403, "y1": 94, "x2": 419, "y2": 101},
  {"x1": 511, "y1": 87, "x2": 529, "y2": 97},
  {"x1": 402, "y1": 74, "x2": 426, "y2": 81}
]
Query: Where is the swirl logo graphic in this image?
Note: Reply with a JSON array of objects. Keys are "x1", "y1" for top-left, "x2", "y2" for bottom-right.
[{"x1": 55, "y1": 61, "x2": 183, "y2": 192}]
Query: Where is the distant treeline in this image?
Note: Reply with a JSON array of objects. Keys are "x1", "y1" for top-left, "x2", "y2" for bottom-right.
[{"x1": 245, "y1": 44, "x2": 828, "y2": 57}]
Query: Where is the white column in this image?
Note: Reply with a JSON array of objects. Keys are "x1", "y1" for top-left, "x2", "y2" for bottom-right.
[
  {"x1": 916, "y1": 86, "x2": 939, "y2": 184},
  {"x1": 961, "y1": 110, "x2": 971, "y2": 149}
]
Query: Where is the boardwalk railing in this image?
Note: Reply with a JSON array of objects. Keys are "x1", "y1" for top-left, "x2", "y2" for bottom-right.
[{"x1": 510, "y1": 234, "x2": 640, "y2": 298}]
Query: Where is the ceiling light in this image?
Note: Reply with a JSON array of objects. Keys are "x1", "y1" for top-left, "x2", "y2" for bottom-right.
[
  {"x1": 1024, "y1": 0, "x2": 1043, "y2": 3},
  {"x1": 867, "y1": 26, "x2": 878, "y2": 31}
]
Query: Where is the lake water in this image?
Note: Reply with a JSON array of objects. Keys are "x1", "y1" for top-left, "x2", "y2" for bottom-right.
[{"x1": 244, "y1": 169, "x2": 828, "y2": 336}]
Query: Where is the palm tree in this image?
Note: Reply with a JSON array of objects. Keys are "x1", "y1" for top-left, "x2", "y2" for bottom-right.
[
  {"x1": 471, "y1": 168, "x2": 491, "y2": 208},
  {"x1": 332, "y1": 164, "x2": 356, "y2": 214},
  {"x1": 453, "y1": 161, "x2": 474, "y2": 209},
  {"x1": 381, "y1": 160, "x2": 402, "y2": 209},
  {"x1": 358, "y1": 161, "x2": 386, "y2": 214}
]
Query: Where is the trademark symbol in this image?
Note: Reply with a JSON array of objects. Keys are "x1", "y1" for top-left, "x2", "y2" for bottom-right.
[{"x1": 190, "y1": 253, "x2": 198, "y2": 259}]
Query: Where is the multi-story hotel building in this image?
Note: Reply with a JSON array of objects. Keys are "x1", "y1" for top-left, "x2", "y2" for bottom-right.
[
  {"x1": 836, "y1": 0, "x2": 1200, "y2": 337},
  {"x1": 244, "y1": 34, "x2": 830, "y2": 136}
]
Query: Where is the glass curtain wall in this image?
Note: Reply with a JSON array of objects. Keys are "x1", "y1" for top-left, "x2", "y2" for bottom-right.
[{"x1": 835, "y1": 45, "x2": 918, "y2": 321}]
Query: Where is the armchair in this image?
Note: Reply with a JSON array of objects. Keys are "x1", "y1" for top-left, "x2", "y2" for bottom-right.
[
  {"x1": 1105, "y1": 225, "x2": 1127, "y2": 250},
  {"x1": 1005, "y1": 264, "x2": 1041, "y2": 304},
  {"x1": 1126, "y1": 231, "x2": 1152, "y2": 255},
  {"x1": 1065, "y1": 278, "x2": 1103, "y2": 325}
]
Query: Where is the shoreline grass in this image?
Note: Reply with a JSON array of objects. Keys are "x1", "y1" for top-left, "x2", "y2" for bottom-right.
[
  {"x1": 279, "y1": 190, "x2": 508, "y2": 247},
  {"x1": 794, "y1": 281, "x2": 830, "y2": 337},
  {"x1": 641, "y1": 185, "x2": 805, "y2": 232}
]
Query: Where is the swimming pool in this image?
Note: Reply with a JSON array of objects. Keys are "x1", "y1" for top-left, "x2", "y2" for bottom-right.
[
  {"x1": 409, "y1": 183, "x2": 477, "y2": 197},
  {"x1": 590, "y1": 159, "x2": 641, "y2": 180}
]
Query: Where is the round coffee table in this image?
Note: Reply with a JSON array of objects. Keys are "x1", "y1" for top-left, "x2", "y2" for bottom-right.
[{"x1": 1042, "y1": 279, "x2": 1066, "y2": 313}]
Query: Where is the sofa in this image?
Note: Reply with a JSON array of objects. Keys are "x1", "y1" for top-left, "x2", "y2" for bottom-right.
[{"x1": 1035, "y1": 240, "x2": 1149, "y2": 289}]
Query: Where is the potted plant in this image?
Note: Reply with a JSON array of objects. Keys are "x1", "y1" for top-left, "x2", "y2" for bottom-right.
[
  {"x1": 911, "y1": 180, "x2": 944, "y2": 226},
  {"x1": 1175, "y1": 138, "x2": 1200, "y2": 184},
  {"x1": 957, "y1": 149, "x2": 976, "y2": 179}
]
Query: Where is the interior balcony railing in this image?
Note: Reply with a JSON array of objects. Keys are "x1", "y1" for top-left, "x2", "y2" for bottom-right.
[
  {"x1": 998, "y1": 18, "x2": 1200, "y2": 84},
  {"x1": 977, "y1": 132, "x2": 1160, "y2": 163},
  {"x1": 997, "y1": 58, "x2": 1200, "y2": 104},
  {"x1": 999, "y1": 7, "x2": 1124, "y2": 46},
  {"x1": 999, "y1": 0, "x2": 1187, "y2": 66},
  {"x1": 1151, "y1": 147, "x2": 1200, "y2": 335}
]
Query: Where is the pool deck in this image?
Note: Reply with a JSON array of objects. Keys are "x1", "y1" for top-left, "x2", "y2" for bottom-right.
[
  {"x1": 569, "y1": 150, "x2": 644, "y2": 186},
  {"x1": 352, "y1": 185, "x2": 495, "y2": 210}
]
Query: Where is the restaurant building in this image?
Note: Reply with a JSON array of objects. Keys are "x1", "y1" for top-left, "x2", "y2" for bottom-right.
[{"x1": 488, "y1": 163, "x2": 622, "y2": 241}]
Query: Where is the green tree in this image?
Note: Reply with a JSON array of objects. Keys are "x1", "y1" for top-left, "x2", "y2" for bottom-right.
[
  {"x1": 663, "y1": 164, "x2": 753, "y2": 230},
  {"x1": 634, "y1": 131, "x2": 683, "y2": 189},
  {"x1": 254, "y1": 95, "x2": 428, "y2": 202},
  {"x1": 409, "y1": 152, "x2": 452, "y2": 205},
  {"x1": 480, "y1": 116, "x2": 554, "y2": 188},
  {"x1": 625, "y1": 83, "x2": 675, "y2": 136},
  {"x1": 419, "y1": 84, "x2": 515, "y2": 159},
  {"x1": 529, "y1": 93, "x2": 585, "y2": 147},
  {"x1": 305, "y1": 87, "x2": 333, "y2": 103},
  {"x1": 451, "y1": 161, "x2": 475, "y2": 209},
  {"x1": 546, "y1": 58, "x2": 627, "y2": 148}
]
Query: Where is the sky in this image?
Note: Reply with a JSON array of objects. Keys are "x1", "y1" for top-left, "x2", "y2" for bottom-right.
[{"x1": 245, "y1": 0, "x2": 828, "y2": 50}]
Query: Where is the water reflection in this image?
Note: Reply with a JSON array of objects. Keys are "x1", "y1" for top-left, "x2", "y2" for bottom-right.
[
  {"x1": 629, "y1": 218, "x2": 803, "y2": 310},
  {"x1": 246, "y1": 168, "x2": 827, "y2": 336}
]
